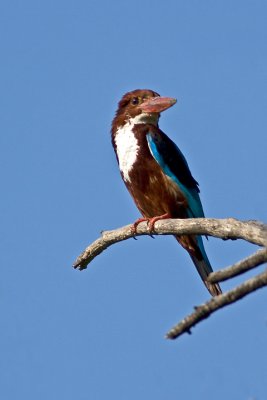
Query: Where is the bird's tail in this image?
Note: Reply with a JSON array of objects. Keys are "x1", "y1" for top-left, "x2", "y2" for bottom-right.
[
  {"x1": 189, "y1": 254, "x2": 222, "y2": 297},
  {"x1": 175, "y1": 235, "x2": 222, "y2": 297}
]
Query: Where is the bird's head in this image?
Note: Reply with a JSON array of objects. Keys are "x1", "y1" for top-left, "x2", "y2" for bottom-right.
[{"x1": 111, "y1": 89, "x2": 177, "y2": 132}]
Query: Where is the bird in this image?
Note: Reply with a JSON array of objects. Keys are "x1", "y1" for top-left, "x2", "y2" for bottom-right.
[{"x1": 111, "y1": 89, "x2": 221, "y2": 297}]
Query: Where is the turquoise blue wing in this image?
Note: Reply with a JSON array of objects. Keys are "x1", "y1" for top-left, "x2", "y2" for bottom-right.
[{"x1": 146, "y1": 129, "x2": 205, "y2": 219}]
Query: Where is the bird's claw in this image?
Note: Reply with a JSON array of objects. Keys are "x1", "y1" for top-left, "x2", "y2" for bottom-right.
[
  {"x1": 131, "y1": 213, "x2": 171, "y2": 235},
  {"x1": 131, "y1": 217, "x2": 149, "y2": 235}
]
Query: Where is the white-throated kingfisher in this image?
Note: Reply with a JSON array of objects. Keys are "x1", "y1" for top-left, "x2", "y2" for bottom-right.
[{"x1": 111, "y1": 89, "x2": 221, "y2": 296}]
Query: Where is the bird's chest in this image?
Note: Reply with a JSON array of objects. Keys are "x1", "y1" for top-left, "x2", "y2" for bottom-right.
[{"x1": 114, "y1": 123, "x2": 187, "y2": 216}]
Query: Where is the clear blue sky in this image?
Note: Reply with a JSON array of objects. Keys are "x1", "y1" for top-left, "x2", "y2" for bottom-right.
[{"x1": 1, "y1": 1, "x2": 267, "y2": 399}]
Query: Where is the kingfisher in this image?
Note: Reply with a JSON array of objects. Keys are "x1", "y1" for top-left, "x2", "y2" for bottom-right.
[{"x1": 111, "y1": 89, "x2": 221, "y2": 296}]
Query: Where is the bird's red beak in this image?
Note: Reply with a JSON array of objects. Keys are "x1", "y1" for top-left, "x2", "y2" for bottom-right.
[{"x1": 140, "y1": 96, "x2": 177, "y2": 113}]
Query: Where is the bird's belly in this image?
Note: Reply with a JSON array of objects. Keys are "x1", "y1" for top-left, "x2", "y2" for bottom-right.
[{"x1": 127, "y1": 166, "x2": 188, "y2": 218}]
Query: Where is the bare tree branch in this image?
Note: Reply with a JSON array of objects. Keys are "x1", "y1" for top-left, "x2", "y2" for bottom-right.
[
  {"x1": 208, "y1": 248, "x2": 267, "y2": 283},
  {"x1": 73, "y1": 218, "x2": 267, "y2": 270},
  {"x1": 73, "y1": 217, "x2": 267, "y2": 340},
  {"x1": 166, "y1": 268, "x2": 267, "y2": 340}
]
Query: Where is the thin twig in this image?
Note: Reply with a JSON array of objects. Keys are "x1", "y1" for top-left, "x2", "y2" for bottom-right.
[
  {"x1": 207, "y1": 248, "x2": 267, "y2": 283},
  {"x1": 166, "y1": 268, "x2": 267, "y2": 340}
]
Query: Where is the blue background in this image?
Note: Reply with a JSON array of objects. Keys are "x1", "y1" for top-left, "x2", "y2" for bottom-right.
[{"x1": 1, "y1": 1, "x2": 266, "y2": 399}]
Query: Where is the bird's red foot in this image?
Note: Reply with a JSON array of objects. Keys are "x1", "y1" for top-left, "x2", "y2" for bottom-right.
[
  {"x1": 147, "y1": 213, "x2": 171, "y2": 233},
  {"x1": 131, "y1": 213, "x2": 171, "y2": 234},
  {"x1": 131, "y1": 217, "x2": 150, "y2": 234}
]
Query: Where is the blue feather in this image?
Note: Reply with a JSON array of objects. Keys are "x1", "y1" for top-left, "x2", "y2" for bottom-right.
[{"x1": 146, "y1": 133, "x2": 205, "y2": 219}]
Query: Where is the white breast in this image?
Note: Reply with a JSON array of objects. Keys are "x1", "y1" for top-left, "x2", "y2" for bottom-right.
[{"x1": 114, "y1": 121, "x2": 139, "y2": 182}]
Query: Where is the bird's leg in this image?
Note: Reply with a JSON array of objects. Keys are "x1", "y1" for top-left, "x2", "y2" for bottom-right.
[
  {"x1": 131, "y1": 217, "x2": 150, "y2": 235},
  {"x1": 131, "y1": 213, "x2": 171, "y2": 235},
  {"x1": 147, "y1": 213, "x2": 171, "y2": 233}
]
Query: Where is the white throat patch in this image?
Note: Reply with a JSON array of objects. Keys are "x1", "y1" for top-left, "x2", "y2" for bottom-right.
[
  {"x1": 114, "y1": 113, "x2": 158, "y2": 182},
  {"x1": 114, "y1": 120, "x2": 139, "y2": 182}
]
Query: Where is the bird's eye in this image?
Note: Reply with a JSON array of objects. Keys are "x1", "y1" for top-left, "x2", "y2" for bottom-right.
[{"x1": 131, "y1": 97, "x2": 139, "y2": 105}]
